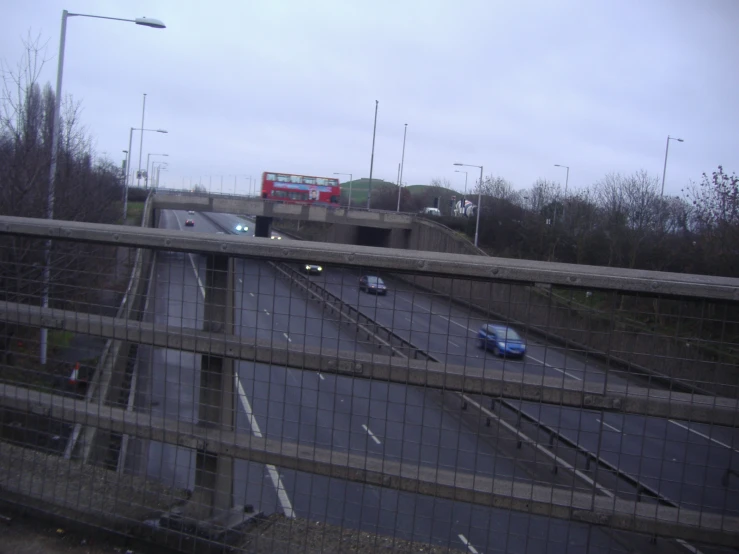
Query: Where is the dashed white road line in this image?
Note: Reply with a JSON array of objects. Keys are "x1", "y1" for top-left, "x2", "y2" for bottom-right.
[
  {"x1": 361, "y1": 424, "x2": 382, "y2": 445},
  {"x1": 525, "y1": 354, "x2": 583, "y2": 381},
  {"x1": 317, "y1": 373, "x2": 325, "y2": 380},
  {"x1": 235, "y1": 375, "x2": 295, "y2": 518},
  {"x1": 448, "y1": 339, "x2": 460, "y2": 347},
  {"x1": 669, "y1": 419, "x2": 739, "y2": 454},
  {"x1": 458, "y1": 534, "x2": 479, "y2": 553},
  {"x1": 249, "y1": 292, "x2": 255, "y2": 297},
  {"x1": 263, "y1": 309, "x2": 270, "y2": 315},
  {"x1": 596, "y1": 418, "x2": 622, "y2": 433},
  {"x1": 397, "y1": 296, "x2": 476, "y2": 333},
  {"x1": 172, "y1": 212, "x2": 206, "y2": 298},
  {"x1": 283, "y1": 332, "x2": 292, "y2": 342}
]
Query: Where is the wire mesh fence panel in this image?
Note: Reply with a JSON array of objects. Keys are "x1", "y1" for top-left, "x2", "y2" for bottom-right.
[{"x1": 0, "y1": 212, "x2": 738, "y2": 553}]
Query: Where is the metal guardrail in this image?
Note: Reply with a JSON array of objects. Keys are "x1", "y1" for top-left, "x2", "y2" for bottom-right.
[{"x1": 1, "y1": 214, "x2": 738, "y2": 552}]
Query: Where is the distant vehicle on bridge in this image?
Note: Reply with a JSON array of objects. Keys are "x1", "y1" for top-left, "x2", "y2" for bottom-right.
[{"x1": 261, "y1": 172, "x2": 341, "y2": 206}]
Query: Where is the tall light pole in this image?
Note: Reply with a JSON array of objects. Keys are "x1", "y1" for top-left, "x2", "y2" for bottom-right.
[
  {"x1": 661, "y1": 135, "x2": 684, "y2": 196},
  {"x1": 41, "y1": 9, "x2": 165, "y2": 365},
  {"x1": 124, "y1": 127, "x2": 167, "y2": 220},
  {"x1": 455, "y1": 169, "x2": 468, "y2": 212},
  {"x1": 136, "y1": 93, "x2": 147, "y2": 187},
  {"x1": 553, "y1": 164, "x2": 570, "y2": 224},
  {"x1": 334, "y1": 172, "x2": 353, "y2": 208},
  {"x1": 367, "y1": 100, "x2": 378, "y2": 209},
  {"x1": 397, "y1": 123, "x2": 408, "y2": 212},
  {"x1": 146, "y1": 153, "x2": 168, "y2": 188},
  {"x1": 454, "y1": 162, "x2": 484, "y2": 247},
  {"x1": 152, "y1": 162, "x2": 168, "y2": 187}
]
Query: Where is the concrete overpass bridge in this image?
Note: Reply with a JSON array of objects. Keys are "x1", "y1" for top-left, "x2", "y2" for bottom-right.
[{"x1": 150, "y1": 188, "x2": 480, "y2": 252}]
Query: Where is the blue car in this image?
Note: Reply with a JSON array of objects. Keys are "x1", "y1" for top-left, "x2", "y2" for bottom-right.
[{"x1": 477, "y1": 324, "x2": 526, "y2": 358}]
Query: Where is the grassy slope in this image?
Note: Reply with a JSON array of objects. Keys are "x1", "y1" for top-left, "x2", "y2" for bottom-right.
[{"x1": 341, "y1": 181, "x2": 459, "y2": 203}]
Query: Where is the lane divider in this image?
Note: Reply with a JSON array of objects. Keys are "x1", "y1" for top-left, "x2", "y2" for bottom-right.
[
  {"x1": 235, "y1": 373, "x2": 295, "y2": 518},
  {"x1": 361, "y1": 424, "x2": 382, "y2": 445},
  {"x1": 172, "y1": 211, "x2": 206, "y2": 298},
  {"x1": 458, "y1": 534, "x2": 479, "y2": 554}
]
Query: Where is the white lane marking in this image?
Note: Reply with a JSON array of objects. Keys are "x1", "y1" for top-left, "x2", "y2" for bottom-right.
[
  {"x1": 361, "y1": 424, "x2": 382, "y2": 445},
  {"x1": 172, "y1": 212, "x2": 206, "y2": 298},
  {"x1": 249, "y1": 292, "x2": 255, "y2": 297},
  {"x1": 669, "y1": 419, "x2": 739, "y2": 454},
  {"x1": 448, "y1": 339, "x2": 460, "y2": 347},
  {"x1": 676, "y1": 538, "x2": 706, "y2": 554},
  {"x1": 405, "y1": 316, "x2": 411, "y2": 322},
  {"x1": 461, "y1": 393, "x2": 615, "y2": 499},
  {"x1": 283, "y1": 332, "x2": 292, "y2": 342},
  {"x1": 525, "y1": 353, "x2": 582, "y2": 381},
  {"x1": 263, "y1": 309, "x2": 270, "y2": 315},
  {"x1": 596, "y1": 418, "x2": 621, "y2": 433},
  {"x1": 317, "y1": 373, "x2": 325, "y2": 381},
  {"x1": 235, "y1": 375, "x2": 295, "y2": 518},
  {"x1": 397, "y1": 296, "x2": 476, "y2": 332},
  {"x1": 239, "y1": 278, "x2": 242, "y2": 283},
  {"x1": 458, "y1": 534, "x2": 479, "y2": 554}
]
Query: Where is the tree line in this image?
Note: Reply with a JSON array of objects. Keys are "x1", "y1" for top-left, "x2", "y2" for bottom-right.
[
  {"x1": 365, "y1": 167, "x2": 737, "y2": 278},
  {"x1": 0, "y1": 38, "x2": 124, "y2": 310}
]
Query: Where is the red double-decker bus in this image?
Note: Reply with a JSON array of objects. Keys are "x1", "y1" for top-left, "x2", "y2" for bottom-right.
[{"x1": 261, "y1": 172, "x2": 341, "y2": 205}]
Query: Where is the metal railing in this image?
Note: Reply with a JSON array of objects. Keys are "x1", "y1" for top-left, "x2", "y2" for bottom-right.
[{"x1": 0, "y1": 214, "x2": 738, "y2": 553}]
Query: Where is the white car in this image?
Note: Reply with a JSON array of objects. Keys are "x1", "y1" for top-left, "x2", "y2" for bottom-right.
[{"x1": 187, "y1": 210, "x2": 195, "y2": 215}]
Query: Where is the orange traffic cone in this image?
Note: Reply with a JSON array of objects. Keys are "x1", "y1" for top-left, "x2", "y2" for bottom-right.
[{"x1": 69, "y1": 362, "x2": 80, "y2": 385}]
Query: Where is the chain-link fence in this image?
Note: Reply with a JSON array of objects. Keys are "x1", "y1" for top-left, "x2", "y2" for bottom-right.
[{"x1": 0, "y1": 212, "x2": 737, "y2": 553}]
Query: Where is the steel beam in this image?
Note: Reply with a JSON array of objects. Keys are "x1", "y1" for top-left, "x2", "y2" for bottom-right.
[
  {"x1": 1, "y1": 215, "x2": 737, "y2": 300},
  {"x1": 0, "y1": 301, "x2": 735, "y2": 426},
  {"x1": 0, "y1": 382, "x2": 736, "y2": 546}
]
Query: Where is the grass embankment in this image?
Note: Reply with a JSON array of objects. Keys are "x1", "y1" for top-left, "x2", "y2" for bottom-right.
[{"x1": 125, "y1": 201, "x2": 144, "y2": 226}]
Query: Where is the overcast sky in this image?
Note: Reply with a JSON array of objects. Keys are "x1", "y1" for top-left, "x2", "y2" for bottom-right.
[{"x1": 2, "y1": 0, "x2": 737, "y2": 197}]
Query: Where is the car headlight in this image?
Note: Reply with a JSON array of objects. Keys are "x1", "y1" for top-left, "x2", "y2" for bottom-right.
[
  {"x1": 317, "y1": 266, "x2": 322, "y2": 271},
  {"x1": 236, "y1": 225, "x2": 242, "y2": 231},
  {"x1": 305, "y1": 265, "x2": 310, "y2": 270},
  {"x1": 498, "y1": 342, "x2": 506, "y2": 349}
]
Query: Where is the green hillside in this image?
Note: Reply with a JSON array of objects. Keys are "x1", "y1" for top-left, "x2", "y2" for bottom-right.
[
  {"x1": 340, "y1": 178, "x2": 398, "y2": 204},
  {"x1": 405, "y1": 184, "x2": 459, "y2": 197}
]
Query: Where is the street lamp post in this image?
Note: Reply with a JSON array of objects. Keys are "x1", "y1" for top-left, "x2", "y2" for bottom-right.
[
  {"x1": 124, "y1": 127, "x2": 167, "y2": 220},
  {"x1": 553, "y1": 164, "x2": 570, "y2": 224},
  {"x1": 367, "y1": 100, "x2": 378, "y2": 209},
  {"x1": 396, "y1": 123, "x2": 408, "y2": 212},
  {"x1": 152, "y1": 162, "x2": 168, "y2": 187},
  {"x1": 454, "y1": 163, "x2": 484, "y2": 248},
  {"x1": 661, "y1": 135, "x2": 684, "y2": 196},
  {"x1": 146, "y1": 153, "x2": 169, "y2": 188},
  {"x1": 41, "y1": 9, "x2": 165, "y2": 365},
  {"x1": 454, "y1": 169, "x2": 468, "y2": 211},
  {"x1": 333, "y1": 173, "x2": 353, "y2": 208}
]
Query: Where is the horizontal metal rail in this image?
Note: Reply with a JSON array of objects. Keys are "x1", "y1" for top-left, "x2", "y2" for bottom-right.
[
  {"x1": 0, "y1": 301, "x2": 734, "y2": 425},
  {"x1": 1, "y1": 215, "x2": 737, "y2": 301},
  {"x1": 1, "y1": 382, "x2": 736, "y2": 547}
]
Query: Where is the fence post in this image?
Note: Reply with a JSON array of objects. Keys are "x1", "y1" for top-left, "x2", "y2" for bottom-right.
[{"x1": 185, "y1": 254, "x2": 244, "y2": 527}]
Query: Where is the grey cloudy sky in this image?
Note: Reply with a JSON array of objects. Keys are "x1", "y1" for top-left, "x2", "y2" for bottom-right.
[{"x1": 2, "y1": 0, "x2": 737, "y2": 197}]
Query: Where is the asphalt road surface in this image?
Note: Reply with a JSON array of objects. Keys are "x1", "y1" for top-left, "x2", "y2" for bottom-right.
[{"x1": 126, "y1": 209, "x2": 734, "y2": 554}]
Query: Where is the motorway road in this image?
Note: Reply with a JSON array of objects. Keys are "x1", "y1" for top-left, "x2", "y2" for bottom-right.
[
  {"x1": 292, "y1": 262, "x2": 739, "y2": 519},
  {"x1": 128, "y1": 209, "x2": 728, "y2": 554}
]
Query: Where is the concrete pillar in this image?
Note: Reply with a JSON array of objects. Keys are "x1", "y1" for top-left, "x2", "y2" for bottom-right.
[
  {"x1": 254, "y1": 216, "x2": 272, "y2": 238},
  {"x1": 194, "y1": 254, "x2": 235, "y2": 516}
]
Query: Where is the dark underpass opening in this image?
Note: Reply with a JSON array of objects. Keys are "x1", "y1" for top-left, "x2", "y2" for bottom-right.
[{"x1": 356, "y1": 226, "x2": 390, "y2": 247}]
